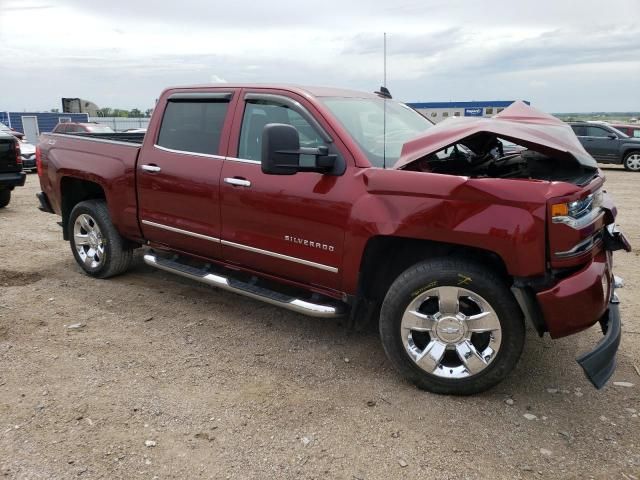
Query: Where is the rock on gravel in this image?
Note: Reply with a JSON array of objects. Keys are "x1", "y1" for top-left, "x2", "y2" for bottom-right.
[
  {"x1": 523, "y1": 413, "x2": 538, "y2": 421},
  {"x1": 613, "y1": 382, "x2": 634, "y2": 388},
  {"x1": 145, "y1": 440, "x2": 157, "y2": 447}
]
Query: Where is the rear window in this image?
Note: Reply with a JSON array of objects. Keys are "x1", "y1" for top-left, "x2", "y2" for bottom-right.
[
  {"x1": 157, "y1": 100, "x2": 230, "y2": 155},
  {"x1": 84, "y1": 124, "x2": 114, "y2": 133}
]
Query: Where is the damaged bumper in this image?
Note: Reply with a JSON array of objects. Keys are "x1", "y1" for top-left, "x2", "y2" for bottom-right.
[{"x1": 576, "y1": 293, "x2": 621, "y2": 389}]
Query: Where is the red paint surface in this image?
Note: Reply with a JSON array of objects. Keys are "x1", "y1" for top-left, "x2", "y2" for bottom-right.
[{"x1": 38, "y1": 84, "x2": 623, "y2": 338}]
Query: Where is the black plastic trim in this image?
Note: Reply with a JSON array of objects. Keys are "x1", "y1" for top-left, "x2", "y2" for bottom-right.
[
  {"x1": 0, "y1": 171, "x2": 26, "y2": 188},
  {"x1": 576, "y1": 301, "x2": 621, "y2": 389},
  {"x1": 36, "y1": 191, "x2": 55, "y2": 214},
  {"x1": 168, "y1": 92, "x2": 233, "y2": 101}
]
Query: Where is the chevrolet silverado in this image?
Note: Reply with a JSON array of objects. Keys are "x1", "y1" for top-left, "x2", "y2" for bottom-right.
[{"x1": 36, "y1": 85, "x2": 630, "y2": 395}]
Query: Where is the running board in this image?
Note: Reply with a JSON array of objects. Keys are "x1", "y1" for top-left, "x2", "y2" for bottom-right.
[{"x1": 143, "y1": 253, "x2": 346, "y2": 318}]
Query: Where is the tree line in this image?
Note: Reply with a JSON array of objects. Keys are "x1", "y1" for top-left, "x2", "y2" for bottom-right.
[{"x1": 95, "y1": 108, "x2": 154, "y2": 118}]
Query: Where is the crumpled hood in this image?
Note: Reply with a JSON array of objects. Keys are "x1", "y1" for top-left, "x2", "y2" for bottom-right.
[{"x1": 394, "y1": 101, "x2": 597, "y2": 170}]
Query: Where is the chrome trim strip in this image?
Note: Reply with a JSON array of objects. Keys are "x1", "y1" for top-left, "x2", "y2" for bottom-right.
[
  {"x1": 225, "y1": 156, "x2": 261, "y2": 165},
  {"x1": 153, "y1": 144, "x2": 225, "y2": 160},
  {"x1": 554, "y1": 232, "x2": 602, "y2": 258},
  {"x1": 143, "y1": 253, "x2": 345, "y2": 318},
  {"x1": 221, "y1": 240, "x2": 338, "y2": 273},
  {"x1": 44, "y1": 133, "x2": 141, "y2": 148},
  {"x1": 141, "y1": 220, "x2": 220, "y2": 243},
  {"x1": 552, "y1": 207, "x2": 603, "y2": 230}
]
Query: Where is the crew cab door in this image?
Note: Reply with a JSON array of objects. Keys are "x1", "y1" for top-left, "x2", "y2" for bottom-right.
[
  {"x1": 219, "y1": 90, "x2": 351, "y2": 291},
  {"x1": 137, "y1": 90, "x2": 238, "y2": 259}
]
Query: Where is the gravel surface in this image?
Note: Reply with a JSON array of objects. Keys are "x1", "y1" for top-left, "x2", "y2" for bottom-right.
[{"x1": 1, "y1": 170, "x2": 639, "y2": 479}]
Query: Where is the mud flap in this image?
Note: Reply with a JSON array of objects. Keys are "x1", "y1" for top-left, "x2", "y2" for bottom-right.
[{"x1": 576, "y1": 299, "x2": 621, "y2": 389}]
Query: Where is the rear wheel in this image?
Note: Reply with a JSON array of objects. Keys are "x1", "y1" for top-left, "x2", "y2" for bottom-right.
[
  {"x1": 0, "y1": 190, "x2": 11, "y2": 208},
  {"x1": 623, "y1": 152, "x2": 640, "y2": 171},
  {"x1": 379, "y1": 258, "x2": 525, "y2": 395},
  {"x1": 68, "y1": 200, "x2": 133, "y2": 278}
]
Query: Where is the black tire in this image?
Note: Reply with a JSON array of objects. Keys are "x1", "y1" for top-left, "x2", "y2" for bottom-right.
[
  {"x1": 68, "y1": 199, "x2": 134, "y2": 278},
  {"x1": 0, "y1": 190, "x2": 11, "y2": 208},
  {"x1": 623, "y1": 151, "x2": 640, "y2": 171},
  {"x1": 379, "y1": 257, "x2": 525, "y2": 395}
]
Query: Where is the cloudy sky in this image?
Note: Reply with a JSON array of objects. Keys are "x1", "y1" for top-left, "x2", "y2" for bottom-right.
[{"x1": 1, "y1": 0, "x2": 639, "y2": 113}]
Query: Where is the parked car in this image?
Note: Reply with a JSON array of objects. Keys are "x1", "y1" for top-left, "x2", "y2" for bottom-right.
[
  {"x1": 0, "y1": 131, "x2": 26, "y2": 208},
  {"x1": 36, "y1": 85, "x2": 630, "y2": 395},
  {"x1": 19, "y1": 140, "x2": 37, "y2": 172},
  {"x1": 611, "y1": 124, "x2": 640, "y2": 139},
  {"x1": 569, "y1": 121, "x2": 640, "y2": 171},
  {"x1": 0, "y1": 121, "x2": 25, "y2": 140},
  {"x1": 51, "y1": 122, "x2": 115, "y2": 134}
]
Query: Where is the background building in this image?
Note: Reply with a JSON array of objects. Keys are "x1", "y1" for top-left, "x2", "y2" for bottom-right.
[
  {"x1": 407, "y1": 100, "x2": 530, "y2": 123},
  {"x1": 0, "y1": 111, "x2": 89, "y2": 142}
]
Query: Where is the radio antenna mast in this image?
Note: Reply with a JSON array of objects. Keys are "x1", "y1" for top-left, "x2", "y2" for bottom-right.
[{"x1": 383, "y1": 32, "x2": 387, "y2": 169}]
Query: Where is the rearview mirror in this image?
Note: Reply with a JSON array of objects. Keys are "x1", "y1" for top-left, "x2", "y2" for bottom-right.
[{"x1": 261, "y1": 123, "x2": 337, "y2": 175}]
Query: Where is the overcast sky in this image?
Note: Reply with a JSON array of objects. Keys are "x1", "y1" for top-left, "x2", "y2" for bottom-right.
[{"x1": 1, "y1": 0, "x2": 639, "y2": 113}]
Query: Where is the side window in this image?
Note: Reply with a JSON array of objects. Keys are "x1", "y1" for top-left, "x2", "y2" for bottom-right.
[
  {"x1": 238, "y1": 101, "x2": 326, "y2": 161},
  {"x1": 157, "y1": 99, "x2": 230, "y2": 155},
  {"x1": 586, "y1": 126, "x2": 612, "y2": 138},
  {"x1": 55, "y1": 123, "x2": 67, "y2": 133},
  {"x1": 634, "y1": 130, "x2": 640, "y2": 138},
  {"x1": 571, "y1": 125, "x2": 586, "y2": 136},
  {"x1": 485, "y1": 108, "x2": 494, "y2": 115}
]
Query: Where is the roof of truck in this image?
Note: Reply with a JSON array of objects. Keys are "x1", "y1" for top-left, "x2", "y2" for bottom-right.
[{"x1": 164, "y1": 84, "x2": 380, "y2": 99}]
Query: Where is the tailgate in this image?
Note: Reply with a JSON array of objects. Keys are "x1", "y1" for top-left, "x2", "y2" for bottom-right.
[{"x1": 0, "y1": 137, "x2": 20, "y2": 173}]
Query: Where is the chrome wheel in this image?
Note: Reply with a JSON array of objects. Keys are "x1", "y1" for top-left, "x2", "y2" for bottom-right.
[
  {"x1": 625, "y1": 154, "x2": 640, "y2": 171},
  {"x1": 401, "y1": 286, "x2": 502, "y2": 379},
  {"x1": 73, "y1": 213, "x2": 105, "y2": 269}
]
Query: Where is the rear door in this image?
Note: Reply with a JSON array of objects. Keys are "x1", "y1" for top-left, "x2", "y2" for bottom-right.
[
  {"x1": 136, "y1": 90, "x2": 238, "y2": 260},
  {"x1": 219, "y1": 90, "x2": 352, "y2": 291}
]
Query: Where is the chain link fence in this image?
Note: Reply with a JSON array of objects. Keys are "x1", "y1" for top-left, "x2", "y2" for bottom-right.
[{"x1": 89, "y1": 117, "x2": 150, "y2": 132}]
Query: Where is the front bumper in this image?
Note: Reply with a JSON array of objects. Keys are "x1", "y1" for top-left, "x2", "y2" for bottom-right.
[
  {"x1": 0, "y1": 171, "x2": 26, "y2": 189},
  {"x1": 576, "y1": 295, "x2": 621, "y2": 389}
]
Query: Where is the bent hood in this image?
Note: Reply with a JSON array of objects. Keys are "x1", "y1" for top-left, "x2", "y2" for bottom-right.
[{"x1": 394, "y1": 101, "x2": 597, "y2": 170}]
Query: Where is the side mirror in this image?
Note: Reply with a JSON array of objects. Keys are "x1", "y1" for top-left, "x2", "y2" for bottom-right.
[
  {"x1": 607, "y1": 134, "x2": 617, "y2": 140},
  {"x1": 261, "y1": 123, "x2": 337, "y2": 175}
]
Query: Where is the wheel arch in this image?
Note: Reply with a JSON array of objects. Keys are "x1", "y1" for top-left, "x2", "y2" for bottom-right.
[{"x1": 59, "y1": 176, "x2": 106, "y2": 240}]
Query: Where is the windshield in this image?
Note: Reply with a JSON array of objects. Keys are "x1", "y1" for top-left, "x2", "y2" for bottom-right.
[
  {"x1": 321, "y1": 97, "x2": 433, "y2": 167},
  {"x1": 85, "y1": 124, "x2": 114, "y2": 133}
]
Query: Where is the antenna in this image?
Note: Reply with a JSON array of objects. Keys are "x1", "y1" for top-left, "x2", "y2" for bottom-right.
[{"x1": 383, "y1": 32, "x2": 387, "y2": 169}]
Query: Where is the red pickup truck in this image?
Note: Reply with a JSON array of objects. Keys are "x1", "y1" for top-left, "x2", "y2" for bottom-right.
[{"x1": 36, "y1": 85, "x2": 630, "y2": 395}]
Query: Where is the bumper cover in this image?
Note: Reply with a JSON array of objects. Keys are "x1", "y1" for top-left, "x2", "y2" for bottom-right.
[
  {"x1": 0, "y1": 171, "x2": 26, "y2": 188},
  {"x1": 576, "y1": 295, "x2": 621, "y2": 389}
]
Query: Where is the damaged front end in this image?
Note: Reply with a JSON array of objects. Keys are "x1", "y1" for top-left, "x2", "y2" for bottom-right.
[{"x1": 395, "y1": 101, "x2": 599, "y2": 185}]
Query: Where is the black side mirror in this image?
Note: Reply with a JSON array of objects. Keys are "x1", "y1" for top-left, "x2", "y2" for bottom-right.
[
  {"x1": 607, "y1": 134, "x2": 617, "y2": 140},
  {"x1": 261, "y1": 123, "x2": 337, "y2": 175}
]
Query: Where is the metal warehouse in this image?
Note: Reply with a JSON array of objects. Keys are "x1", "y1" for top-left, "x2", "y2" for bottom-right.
[
  {"x1": 407, "y1": 100, "x2": 531, "y2": 123},
  {"x1": 0, "y1": 111, "x2": 89, "y2": 143}
]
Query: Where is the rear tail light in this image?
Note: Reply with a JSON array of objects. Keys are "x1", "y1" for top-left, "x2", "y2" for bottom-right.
[
  {"x1": 36, "y1": 145, "x2": 42, "y2": 176},
  {"x1": 15, "y1": 141, "x2": 22, "y2": 166}
]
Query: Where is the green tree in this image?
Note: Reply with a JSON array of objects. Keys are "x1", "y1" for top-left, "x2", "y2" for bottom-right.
[
  {"x1": 145, "y1": 108, "x2": 154, "y2": 118},
  {"x1": 97, "y1": 107, "x2": 113, "y2": 117},
  {"x1": 129, "y1": 108, "x2": 143, "y2": 118}
]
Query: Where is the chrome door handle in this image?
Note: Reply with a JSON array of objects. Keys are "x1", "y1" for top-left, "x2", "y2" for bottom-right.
[
  {"x1": 141, "y1": 164, "x2": 161, "y2": 173},
  {"x1": 224, "y1": 177, "x2": 251, "y2": 187}
]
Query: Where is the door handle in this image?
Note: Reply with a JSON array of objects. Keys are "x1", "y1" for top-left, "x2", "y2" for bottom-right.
[
  {"x1": 141, "y1": 164, "x2": 161, "y2": 173},
  {"x1": 224, "y1": 177, "x2": 251, "y2": 187}
]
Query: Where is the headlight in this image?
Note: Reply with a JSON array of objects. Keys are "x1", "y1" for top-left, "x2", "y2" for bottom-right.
[{"x1": 551, "y1": 189, "x2": 603, "y2": 229}]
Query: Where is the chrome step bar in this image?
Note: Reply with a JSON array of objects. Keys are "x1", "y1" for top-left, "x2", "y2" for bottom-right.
[{"x1": 143, "y1": 253, "x2": 346, "y2": 318}]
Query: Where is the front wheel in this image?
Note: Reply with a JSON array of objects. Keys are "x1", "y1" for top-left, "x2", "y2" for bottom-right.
[
  {"x1": 68, "y1": 200, "x2": 133, "y2": 278},
  {"x1": 379, "y1": 258, "x2": 525, "y2": 395},
  {"x1": 623, "y1": 152, "x2": 640, "y2": 171},
  {"x1": 0, "y1": 189, "x2": 11, "y2": 208}
]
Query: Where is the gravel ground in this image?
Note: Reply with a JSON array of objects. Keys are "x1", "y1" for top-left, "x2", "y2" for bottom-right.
[{"x1": 0, "y1": 170, "x2": 639, "y2": 480}]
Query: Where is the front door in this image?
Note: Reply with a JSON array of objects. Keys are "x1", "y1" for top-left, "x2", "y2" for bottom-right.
[
  {"x1": 219, "y1": 90, "x2": 352, "y2": 291},
  {"x1": 580, "y1": 125, "x2": 619, "y2": 163},
  {"x1": 136, "y1": 90, "x2": 238, "y2": 260}
]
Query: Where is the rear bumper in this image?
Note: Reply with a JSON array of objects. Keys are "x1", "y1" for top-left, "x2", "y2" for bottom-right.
[
  {"x1": 0, "y1": 171, "x2": 26, "y2": 189},
  {"x1": 576, "y1": 297, "x2": 621, "y2": 389}
]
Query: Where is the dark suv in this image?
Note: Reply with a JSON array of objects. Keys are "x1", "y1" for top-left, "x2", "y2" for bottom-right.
[
  {"x1": 0, "y1": 131, "x2": 26, "y2": 208},
  {"x1": 569, "y1": 122, "x2": 640, "y2": 171}
]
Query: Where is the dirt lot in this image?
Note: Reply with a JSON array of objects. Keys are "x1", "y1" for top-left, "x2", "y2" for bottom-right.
[{"x1": 1, "y1": 170, "x2": 639, "y2": 480}]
